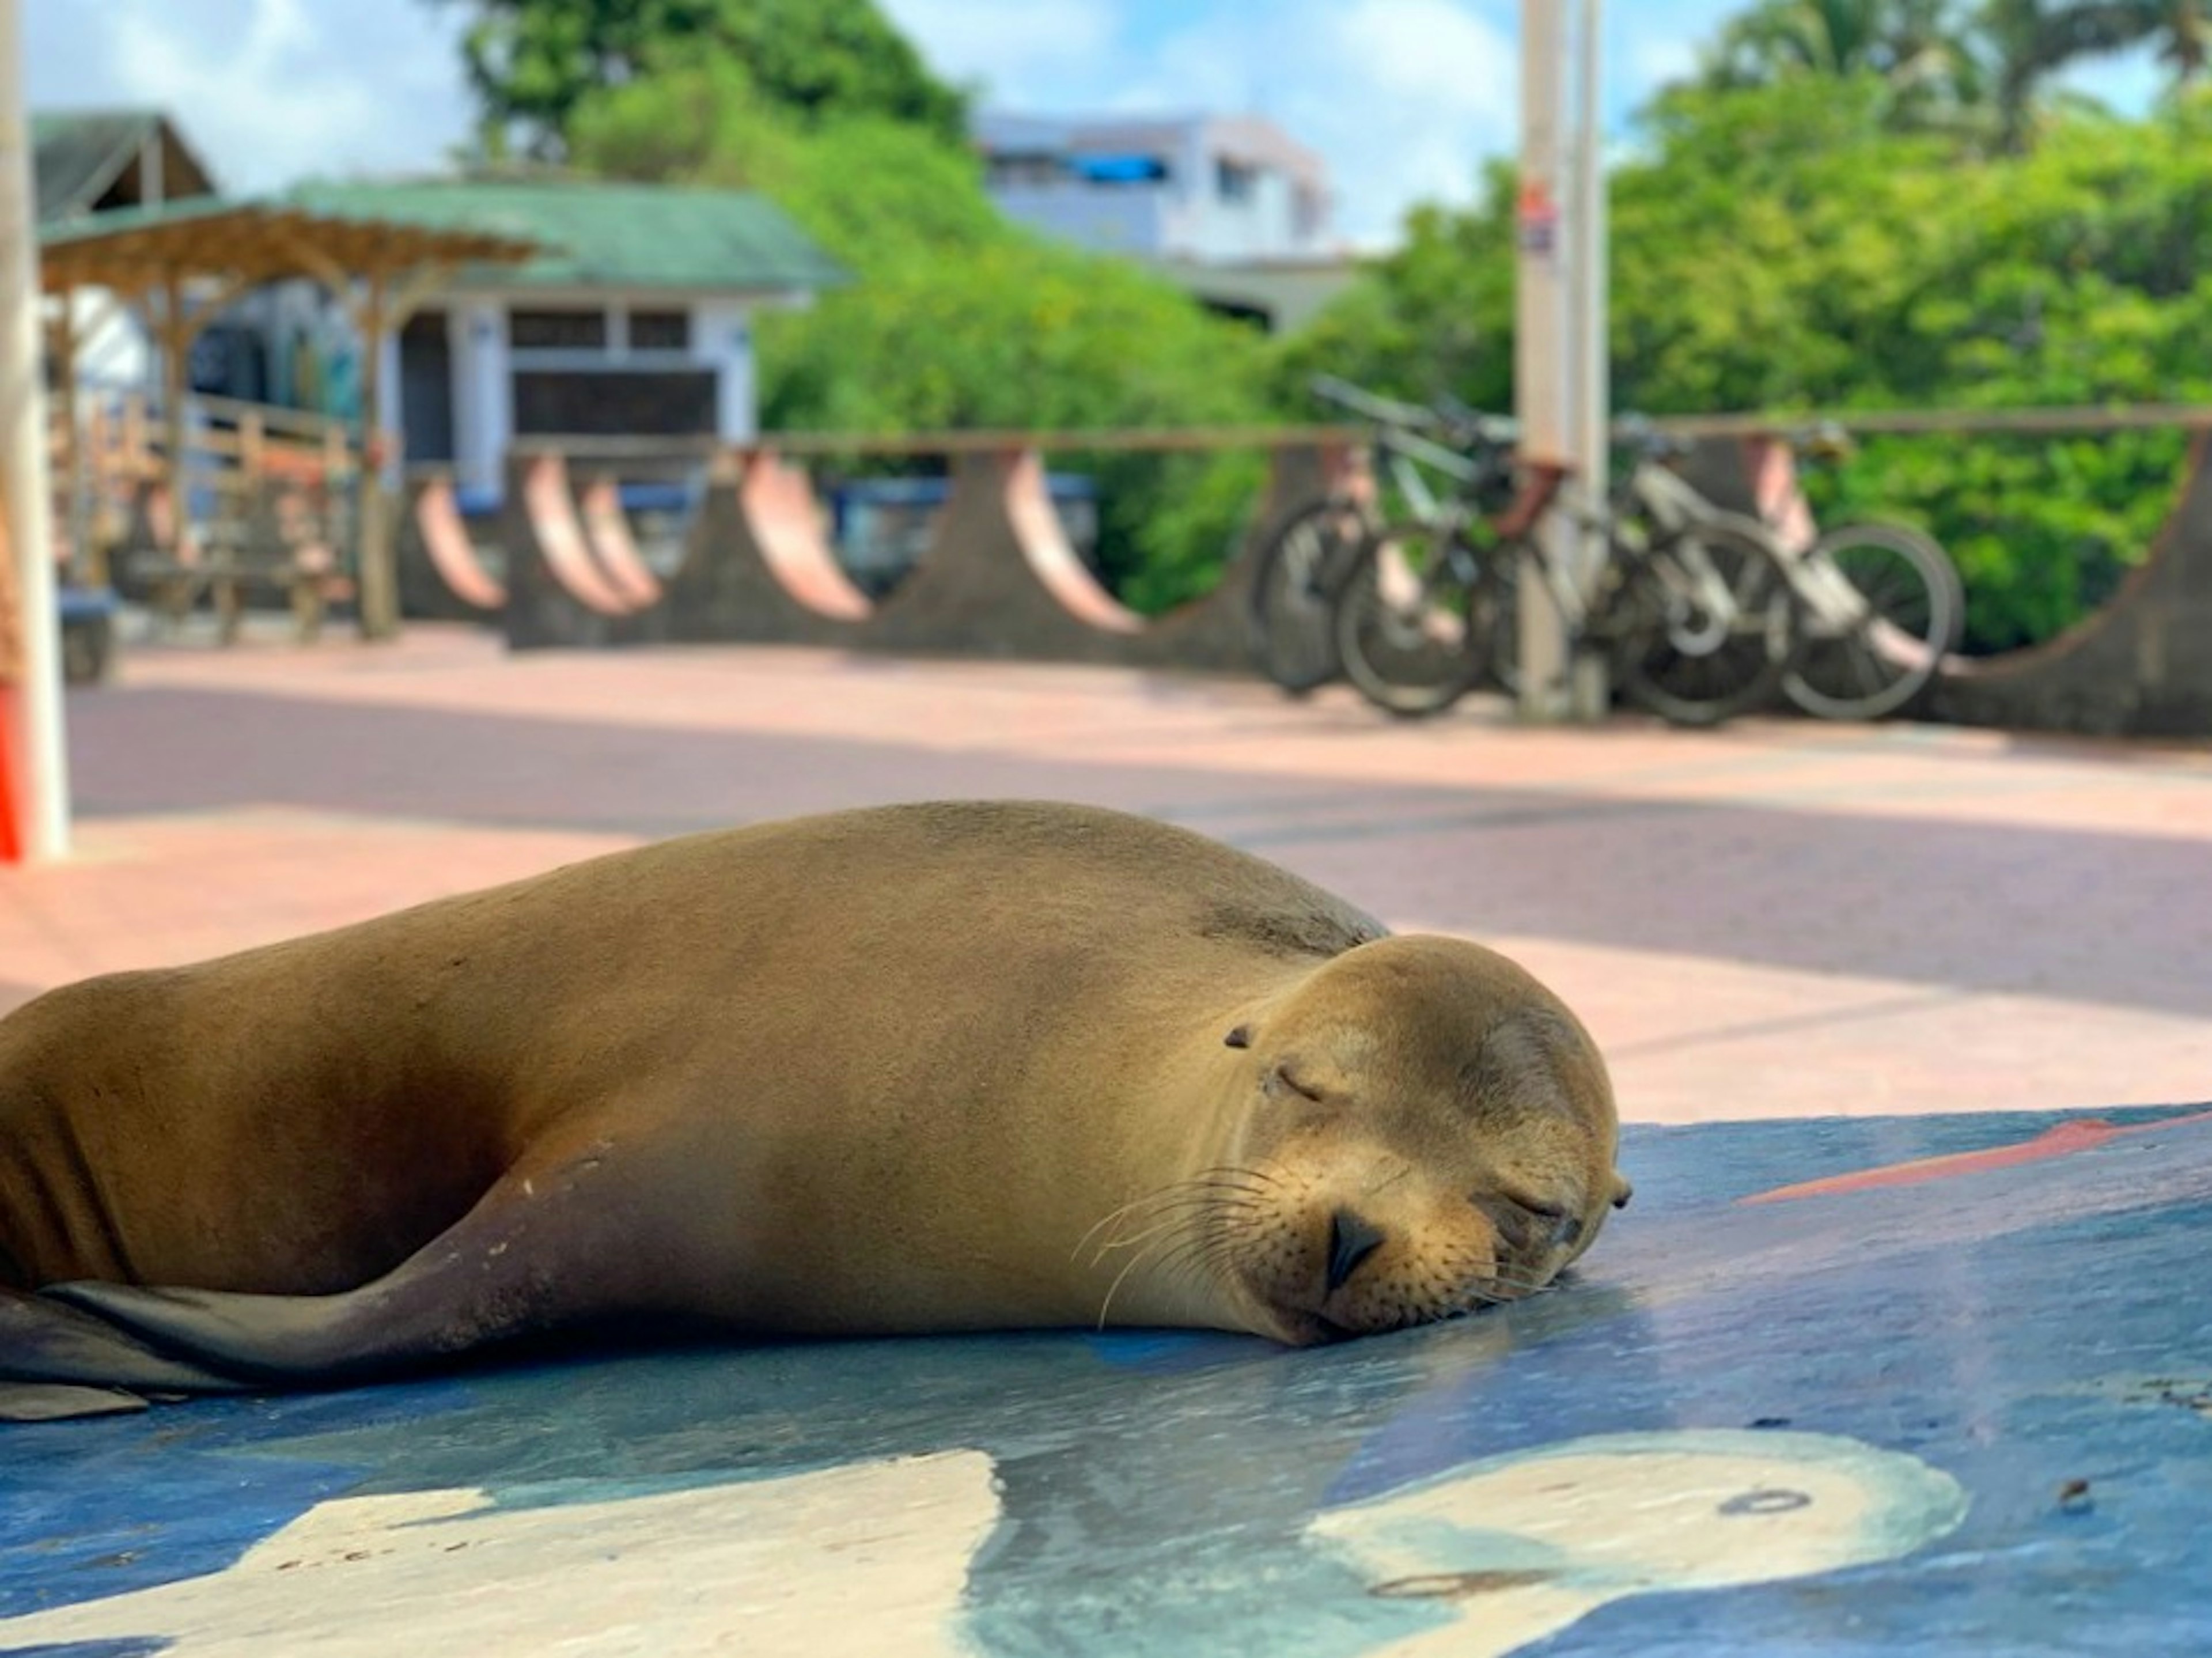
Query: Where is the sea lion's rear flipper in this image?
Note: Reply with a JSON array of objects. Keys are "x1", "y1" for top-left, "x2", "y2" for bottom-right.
[
  {"x1": 45, "y1": 1138, "x2": 691, "y2": 1387},
  {"x1": 0, "y1": 1286, "x2": 246, "y2": 1421},
  {"x1": 1, "y1": 1382, "x2": 153, "y2": 1421}
]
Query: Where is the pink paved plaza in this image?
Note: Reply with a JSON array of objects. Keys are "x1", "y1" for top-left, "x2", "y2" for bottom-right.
[{"x1": 5, "y1": 626, "x2": 2208, "y2": 1125}]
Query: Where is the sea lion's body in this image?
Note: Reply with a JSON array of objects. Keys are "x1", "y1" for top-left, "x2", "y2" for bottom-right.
[{"x1": 0, "y1": 802, "x2": 1626, "y2": 1421}]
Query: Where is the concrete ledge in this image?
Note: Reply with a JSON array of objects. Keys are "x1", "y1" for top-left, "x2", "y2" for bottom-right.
[
  {"x1": 1933, "y1": 431, "x2": 2212, "y2": 737},
  {"x1": 858, "y1": 449, "x2": 1141, "y2": 665}
]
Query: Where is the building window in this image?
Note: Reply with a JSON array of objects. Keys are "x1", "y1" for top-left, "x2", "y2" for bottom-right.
[
  {"x1": 987, "y1": 153, "x2": 1067, "y2": 188},
  {"x1": 1216, "y1": 158, "x2": 1257, "y2": 204},
  {"x1": 509, "y1": 308, "x2": 608, "y2": 351},
  {"x1": 627, "y1": 309, "x2": 692, "y2": 352},
  {"x1": 512, "y1": 369, "x2": 718, "y2": 437}
]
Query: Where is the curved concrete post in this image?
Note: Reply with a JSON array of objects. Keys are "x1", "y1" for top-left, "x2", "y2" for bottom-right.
[
  {"x1": 501, "y1": 452, "x2": 673, "y2": 651},
  {"x1": 398, "y1": 474, "x2": 506, "y2": 620},
  {"x1": 1129, "y1": 440, "x2": 1366, "y2": 674},
  {"x1": 1670, "y1": 437, "x2": 1764, "y2": 521},
  {"x1": 1934, "y1": 431, "x2": 2212, "y2": 736},
  {"x1": 861, "y1": 448, "x2": 1143, "y2": 663},
  {"x1": 661, "y1": 449, "x2": 872, "y2": 644}
]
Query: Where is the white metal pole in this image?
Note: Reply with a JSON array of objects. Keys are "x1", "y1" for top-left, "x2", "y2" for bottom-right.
[
  {"x1": 0, "y1": 0, "x2": 71, "y2": 859},
  {"x1": 1567, "y1": 0, "x2": 1609, "y2": 719},
  {"x1": 1515, "y1": 0, "x2": 1575, "y2": 722}
]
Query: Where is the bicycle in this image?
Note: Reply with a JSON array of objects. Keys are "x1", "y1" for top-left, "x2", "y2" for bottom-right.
[
  {"x1": 1330, "y1": 426, "x2": 1808, "y2": 726},
  {"x1": 1762, "y1": 422, "x2": 1966, "y2": 722},
  {"x1": 1245, "y1": 377, "x2": 1517, "y2": 695}
]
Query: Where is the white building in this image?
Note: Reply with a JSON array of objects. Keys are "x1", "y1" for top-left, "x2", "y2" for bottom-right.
[
  {"x1": 976, "y1": 111, "x2": 1336, "y2": 264},
  {"x1": 34, "y1": 113, "x2": 847, "y2": 504},
  {"x1": 256, "y1": 179, "x2": 847, "y2": 502},
  {"x1": 974, "y1": 112, "x2": 1351, "y2": 331}
]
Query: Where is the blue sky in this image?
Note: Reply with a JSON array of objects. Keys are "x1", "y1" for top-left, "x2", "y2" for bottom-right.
[{"x1": 25, "y1": 0, "x2": 2165, "y2": 248}]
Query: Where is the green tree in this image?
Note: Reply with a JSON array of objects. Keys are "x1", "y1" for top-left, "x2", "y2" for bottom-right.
[
  {"x1": 1699, "y1": 0, "x2": 1986, "y2": 132},
  {"x1": 426, "y1": 0, "x2": 968, "y2": 156},
  {"x1": 2062, "y1": 0, "x2": 2212, "y2": 80},
  {"x1": 566, "y1": 53, "x2": 1281, "y2": 612},
  {"x1": 1279, "y1": 72, "x2": 2212, "y2": 653}
]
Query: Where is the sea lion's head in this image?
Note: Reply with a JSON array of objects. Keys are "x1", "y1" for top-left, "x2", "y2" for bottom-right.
[{"x1": 1206, "y1": 934, "x2": 1627, "y2": 1346}]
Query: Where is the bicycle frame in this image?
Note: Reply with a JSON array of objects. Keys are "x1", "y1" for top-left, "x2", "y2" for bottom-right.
[{"x1": 1503, "y1": 454, "x2": 1785, "y2": 656}]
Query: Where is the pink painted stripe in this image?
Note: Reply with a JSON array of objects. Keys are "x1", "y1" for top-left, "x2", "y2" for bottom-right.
[
  {"x1": 743, "y1": 452, "x2": 872, "y2": 622},
  {"x1": 1006, "y1": 449, "x2": 1142, "y2": 635},
  {"x1": 578, "y1": 478, "x2": 664, "y2": 612},
  {"x1": 415, "y1": 479, "x2": 506, "y2": 610},
  {"x1": 1740, "y1": 1108, "x2": 2212, "y2": 1205},
  {"x1": 524, "y1": 455, "x2": 631, "y2": 617}
]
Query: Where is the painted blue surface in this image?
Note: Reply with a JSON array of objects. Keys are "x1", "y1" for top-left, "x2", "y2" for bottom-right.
[
  {"x1": 5, "y1": 1105, "x2": 2211, "y2": 1655},
  {"x1": 54, "y1": 589, "x2": 117, "y2": 624},
  {"x1": 450, "y1": 480, "x2": 700, "y2": 521}
]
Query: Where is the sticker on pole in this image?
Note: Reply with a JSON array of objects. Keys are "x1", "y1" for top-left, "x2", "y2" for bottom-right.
[{"x1": 1516, "y1": 180, "x2": 1560, "y2": 256}]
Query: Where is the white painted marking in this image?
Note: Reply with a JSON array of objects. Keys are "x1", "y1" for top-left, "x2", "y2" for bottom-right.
[
  {"x1": 1308, "y1": 1429, "x2": 1968, "y2": 1656},
  {"x1": 1, "y1": 1450, "x2": 1000, "y2": 1656}
]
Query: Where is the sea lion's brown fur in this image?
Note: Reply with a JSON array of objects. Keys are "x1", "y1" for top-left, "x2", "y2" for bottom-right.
[{"x1": 0, "y1": 801, "x2": 1626, "y2": 1417}]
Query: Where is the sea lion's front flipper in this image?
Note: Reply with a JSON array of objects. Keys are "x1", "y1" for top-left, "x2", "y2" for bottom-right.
[
  {"x1": 47, "y1": 1138, "x2": 696, "y2": 1386},
  {"x1": 0, "y1": 1286, "x2": 245, "y2": 1421}
]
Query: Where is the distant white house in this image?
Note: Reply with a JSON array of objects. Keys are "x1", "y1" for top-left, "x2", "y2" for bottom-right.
[
  {"x1": 973, "y1": 111, "x2": 1353, "y2": 331},
  {"x1": 275, "y1": 179, "x2": 846, "y2": 501},
  {"x1": 34, "y1": 113, "x2": 848, "y2": 503},
  {"x1": 976, "y1": 111, "x2": 1335, "y2": 263}
]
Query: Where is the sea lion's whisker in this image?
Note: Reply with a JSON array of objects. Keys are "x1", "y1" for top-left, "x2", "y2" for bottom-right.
[
  {"x1": 1073, "y1": 1186, "x2": 1217, "y2": 1258},
  {"x1": 1096, "y1": 1229, "x2": 1183, "y2": 1328},
  {"x1": 1089, "y1": 1211, "x2": 1206, "y2": 1266}
]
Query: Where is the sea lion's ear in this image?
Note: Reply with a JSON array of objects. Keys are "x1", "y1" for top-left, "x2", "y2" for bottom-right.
[
  {"x1": 1609, "y1": 1174, "x2": 1634, "y2": 1210},
  {"x1": 1224, "y1": 1024, "x2": 1252, "y2": 1049}
]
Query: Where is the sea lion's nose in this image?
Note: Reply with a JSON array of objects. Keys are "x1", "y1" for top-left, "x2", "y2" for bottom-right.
[{"x1": 1325, "y1": 1208, "x2": 1386, "y2": 1294}]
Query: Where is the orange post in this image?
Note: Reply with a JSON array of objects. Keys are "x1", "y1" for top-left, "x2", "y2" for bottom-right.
[{"x1": 0, "y1": 684, "x2": 21, "y2": 864}]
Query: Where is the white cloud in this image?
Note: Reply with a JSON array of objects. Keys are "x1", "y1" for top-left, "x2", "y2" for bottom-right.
[
  {"x1": 1161, "y1": 0, "x2": 1517, "y2": 247},
  {"x1": 1627, "y1": 32, "x2": 1699, "y2": 92},
  {"x1": 1002, "y1": 0, "x2": 1515, "y2": 247},
  {"x1": 28, "y1": 0, "x2": 475, "y2": 194},
  {"x1": 878, "y1": 0, "x2": 1119, "y2": 104},
  {"x1": 1336, "y1": 0, "x2": 1515, "y2": 106},
  {"x1": 2055, "y1": 41, "x2": 2164, "y2": 113}
]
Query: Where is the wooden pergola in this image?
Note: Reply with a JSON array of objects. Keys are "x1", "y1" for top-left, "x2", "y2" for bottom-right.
[{"x1": 38, "y1": 198, "x2": 536, "y2": 637}]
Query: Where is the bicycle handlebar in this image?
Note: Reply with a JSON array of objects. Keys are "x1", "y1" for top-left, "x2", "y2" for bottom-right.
[
  {"x1": 1612, "y1": 414, "x2": 1699, "y2": 461},
  {"x1": 1309, "y1": 374, "x2": 1518, "y2": 449},
  {"x1": 1780, "y1": 419, "x2": 1856, "y2": 459},
  {"x1": 1309, "y1": 373, "x2": 1424, "y2": 425}
]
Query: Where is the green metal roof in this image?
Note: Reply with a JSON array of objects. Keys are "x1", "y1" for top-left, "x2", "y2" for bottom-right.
[
  {"x1": 31, "y1": 109, "x2": 217, "y2": 222},
  {"x1": 37, "y1": 194, "x2": 258, "y2": 247},
  {"x1": 284, "y1": 178, "x2": 848, "y2": 296}
]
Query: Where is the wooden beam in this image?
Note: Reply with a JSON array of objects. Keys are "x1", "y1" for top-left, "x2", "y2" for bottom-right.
[
  {"x1": 158, "y1": 269, "x2": 187, "y2": 552},
  {"x1": 44, "y1": 289, "x2": 88, "y2": 581},
  {"x1": 387, "y1": 262, "x2": 455, "y2": 333}
]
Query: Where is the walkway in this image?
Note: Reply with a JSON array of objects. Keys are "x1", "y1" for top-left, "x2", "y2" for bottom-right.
[{"x1": 8, "y1": 627, "x2": 2207, "y2": 1123}]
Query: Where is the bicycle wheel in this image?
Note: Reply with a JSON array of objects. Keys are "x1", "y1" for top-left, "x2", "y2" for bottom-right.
[
  {"x1": 1247, "y1": 495, "x2": 1373, "y2": 695},
  {"x1": 1331, "y1": 521, "x2": 1501, "y2": 719},
  {"x1": 1782, "y1": 521, "x2": 1964, "y2": 721},
  {"x1": 1611, "y1": 515, "x2": 1804, "y2": 728}
]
